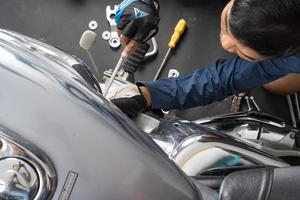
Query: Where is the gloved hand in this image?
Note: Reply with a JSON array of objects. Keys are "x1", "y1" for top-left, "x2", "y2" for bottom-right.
[
  {"x1": 116, "y1": 0, "x2": 160, "y2": 58},
  {"x1": 108, "y1": 84, "x2": 147, "y2": 118}
]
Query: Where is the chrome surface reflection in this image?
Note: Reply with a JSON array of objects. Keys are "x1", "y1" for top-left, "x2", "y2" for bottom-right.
[
  {"x1": 0, "y1": 131, "x2": 56, "y2": 200},
  {"x1": 0, "y1": 29, "x2": 201, "y2": 200},
  {"x1": 149, "y1": 119, "x2": 288, "y2": 176},
  {"x1": 194, "y1": 111, "x2": 300, "y2": 158},
  {"x1": 0, "y1": 158, "x2": 39, "y2": 199}
]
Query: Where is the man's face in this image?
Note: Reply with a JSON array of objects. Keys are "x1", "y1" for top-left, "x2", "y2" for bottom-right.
[{"x1": 220, "y1": 0, "x2": 265, "y2": 61}]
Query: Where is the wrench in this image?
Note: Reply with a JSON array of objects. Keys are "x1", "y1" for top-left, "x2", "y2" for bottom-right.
[{"x1": 106, "y1": 5, "x2": 121, "y2": 48}]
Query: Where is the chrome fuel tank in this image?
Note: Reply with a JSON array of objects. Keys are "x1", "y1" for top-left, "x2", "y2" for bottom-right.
[{"x1": 0, "y1": 29, "x2": 200, "y2": 200}]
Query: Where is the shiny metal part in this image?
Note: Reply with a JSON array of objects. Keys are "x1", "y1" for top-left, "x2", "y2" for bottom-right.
[
  {"x1": 0, "y1": 29, "x2": 201, "y2": 200},
  {"x1": 133, "y1": 113, "x2": 160, "y2": 134},
  {"x1": 294, "y1": 93, "x2": 300, "y2": 121},
  {"x1": 0, "y1": 131, "x2": 56, "y2": 200},
  {"x1": 173, "y1": 136, "x2": 286, "y2": 176},
  {"x1": 103, "y1": 57, "x2": 124, "y2": 97},
  {"x1": 250, "y1": 96, "x2": 261, "y2": 112},
  {"x1": 168, "y1": 69, "x2": 180, "y2": 78},
  {"x1": 154, "y1": 48, "x2": 171, "y2": 80},
  {"x1": 106, "y1": 5, "x2": 121, "y2": 48},
  {"x1": 145, "y1": 37, "x2": 158, "y2": 58},
  {"x1": 88, "y1": 20, "x2": 98, "y2": 30},
  {"x1": 102, "y1": 31, "x2": 111, "y2": 41},
  {"x1": 194, "y1": 111, "x2": 300, "y2": 158},
  {"x1": 147, "y1": 119, "x2": 288, "y2": 176},
  {"x1": 0, "y1": 158, "x2": 39, "y2": 199},
  {"x1": 194, "y1": 112, "x2": 287, "y2": 128},
  {"x1": 244, "y1": 96, "x2": 253, "y2": 111},
  {"x1": 287, "y1": 95, "x2": 297, "y2": 127}
]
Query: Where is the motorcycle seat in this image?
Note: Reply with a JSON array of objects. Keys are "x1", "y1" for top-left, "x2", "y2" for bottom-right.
[{"x1": 219, "y1": 166, "x2": 300, "y2": 200}]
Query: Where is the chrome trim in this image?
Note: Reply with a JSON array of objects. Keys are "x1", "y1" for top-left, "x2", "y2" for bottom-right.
[
  {"x1": 133, "y1": 113, "x2": 160, "y2": 134},
  {"x1": 0, "y1": 129, "x2": 57, "y2": 199},
  {"x1": 193, "y1": 111, "x2": 300, "y2": 158},
  {"x1": 148, "y1": 119, "x2": 289, "y2": 176},
  {"x1": 194, "y1": 111, "x2": 287, "y2": 128},
  {"x1": 149, "y1": 119, "x2": 287, "y2": 163},
  {"x1": 0, "y1": 157, "x2": 39, "y2": 199}
]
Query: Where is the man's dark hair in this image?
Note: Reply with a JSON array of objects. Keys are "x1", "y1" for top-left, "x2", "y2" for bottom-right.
[{"x1": 229, "y1": 0, "x2": 300, "y2": 58}]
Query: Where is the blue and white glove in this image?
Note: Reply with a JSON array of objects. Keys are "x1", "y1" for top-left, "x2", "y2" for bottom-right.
[{"x1": 116, "y1": 0, "x2": 160, "y2": 43}]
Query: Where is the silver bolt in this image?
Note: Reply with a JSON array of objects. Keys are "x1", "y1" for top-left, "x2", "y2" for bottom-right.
[{"x1": 245, "y1": 96, "x2": 253, "y2": 111}]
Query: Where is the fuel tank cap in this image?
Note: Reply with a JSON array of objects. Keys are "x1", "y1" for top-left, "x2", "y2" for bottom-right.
[{"x1": 0, "y1": 158, "x2": 39, "y2": 199}]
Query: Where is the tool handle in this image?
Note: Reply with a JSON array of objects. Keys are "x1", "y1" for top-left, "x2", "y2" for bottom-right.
[
  {"x1": 168, "y1": 19, "x2": 187, "y2": 49},
  {"x1": 122, "y1": 43, "x2": 150, "y2": 74}
]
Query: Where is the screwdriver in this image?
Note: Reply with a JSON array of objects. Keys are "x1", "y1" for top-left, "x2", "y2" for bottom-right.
[
  {"x1": 103, "y1": 57, "x2": 124, "y2": 97},
  {"x1": 154, "y1": 19, "x2": 187, "y2": 81}
]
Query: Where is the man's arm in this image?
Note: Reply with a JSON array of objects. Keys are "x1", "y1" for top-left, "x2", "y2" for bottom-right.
[{"x1": 140, "y1": 54, "x2": 300, "y2": 110}]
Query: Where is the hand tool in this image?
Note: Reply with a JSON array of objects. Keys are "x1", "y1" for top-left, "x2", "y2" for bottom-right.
[
  {"x1": 105, "y1": 5, "x2": 121, "y2": 48},
  {"x1": 250, "y1": 96, "x2": 261, "y2": 112},
  {"x1": 153, "y1": 19, "x2": 187, "y2": 80},
  {"x1": 121, "y1": 43, "x2": 150, "y2": 83},
  {"x1": 103, "y1": 57, "x2": 124, "y2": 97}
]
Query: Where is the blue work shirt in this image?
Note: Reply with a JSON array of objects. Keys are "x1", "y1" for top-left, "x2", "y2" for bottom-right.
[{"x1": 140, "y1": 54, "x2": 300, "y2": 110}]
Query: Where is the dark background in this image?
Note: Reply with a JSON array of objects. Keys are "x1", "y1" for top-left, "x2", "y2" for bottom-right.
[{"x1": 0, "y1": 0, "x2": 295, "y2": 123}]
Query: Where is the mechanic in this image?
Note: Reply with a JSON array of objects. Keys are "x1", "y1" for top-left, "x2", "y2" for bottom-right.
[{"x1": 110, "y1": 0, "x2": 300, "y2": 118}]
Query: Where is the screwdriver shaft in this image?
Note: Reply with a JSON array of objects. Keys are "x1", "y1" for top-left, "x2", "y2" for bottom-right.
[
  {"x1": 153, "y1": 48, "x2": 171, "y2": 81},
  {"x1": 103, "y1": 57, "x2": 124, "y2": 97}
]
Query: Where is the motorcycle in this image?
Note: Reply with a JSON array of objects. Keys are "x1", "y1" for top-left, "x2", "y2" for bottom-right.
[{"x1": 0, "y1": 29, "x2": 299, "y2": 200}]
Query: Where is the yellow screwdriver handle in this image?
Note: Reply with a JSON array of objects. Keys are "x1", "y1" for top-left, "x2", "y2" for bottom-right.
[{"x1": 168, "y1": 19, "x2": 187, "y2": 49}]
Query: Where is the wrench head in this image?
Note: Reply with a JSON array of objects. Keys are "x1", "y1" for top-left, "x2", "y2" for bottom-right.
[{"x1": 106, "y1": 5, "x2": 119, "y2": 24}]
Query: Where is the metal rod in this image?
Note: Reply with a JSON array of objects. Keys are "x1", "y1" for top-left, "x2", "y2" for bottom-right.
[
  {"x1": 86, "y1": 50, "x2": 100, "y2": 79},
  {"x1": 154, "y1": 48, "x2": 171, "y2": 81},
  {"x1": 287, "y1": 95, "x2": 297, "y2": 127},
  {"x1": 250, "y1": 96, "x2": 261, "y2": 112},
  {"x1": 244, "y1": 96, "x2": 252, "y2": 111},
  {"x1": 294, "y1": 93, "x2": 300, "y2": 121},
  {"x1": 103, "y1": 57, "x2": 123, "y2": 97}
]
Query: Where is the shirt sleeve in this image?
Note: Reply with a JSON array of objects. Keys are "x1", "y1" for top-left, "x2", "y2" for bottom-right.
[{"x1": 140, "y1": 54, "x2": 300, "y2": 110}]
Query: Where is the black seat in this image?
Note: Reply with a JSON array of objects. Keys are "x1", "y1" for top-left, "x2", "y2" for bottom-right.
[{"x1": 219, "y1": 166, "x2": 300, "y2": 200}]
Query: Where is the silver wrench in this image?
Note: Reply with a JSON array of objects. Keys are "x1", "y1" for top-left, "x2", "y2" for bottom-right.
[{"x1": 106, "y1": 5, "x2": 121, "y2": 48}]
